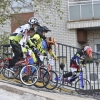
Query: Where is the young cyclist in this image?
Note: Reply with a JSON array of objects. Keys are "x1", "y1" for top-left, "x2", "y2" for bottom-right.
[
  {"x1": 27, "y1": 26, "x2": 51, "y2": 56},
  {"x1": 63, "y1": 46, "x2": 92, "y2": 83},
  {"x1": 27, "y1": 26, "x2": 58, "y2": 64},
  {"x1": 7, "y1": 17, "x2": 39, "y2": 72},
  {"x1": 42, "y1": 36, "x2": 58, "y2": 60}
]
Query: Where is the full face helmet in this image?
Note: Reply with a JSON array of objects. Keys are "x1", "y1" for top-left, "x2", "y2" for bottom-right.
[
  {"x1": 42, "y1": 26, "x2": 51, "y2": 33},
  {"x1": 28, "y1": 17, "x2": 39, "y2": 29},
  {"x1": 84, "y1": 46, "x2": 92, "y2": 58}
]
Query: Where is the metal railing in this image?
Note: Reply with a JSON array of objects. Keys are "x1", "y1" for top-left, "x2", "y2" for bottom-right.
[{"x1": 0, "y1": 43, "x2": 100, "y2": 96}]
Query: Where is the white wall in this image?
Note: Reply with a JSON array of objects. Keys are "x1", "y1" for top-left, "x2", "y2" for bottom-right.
[{"x1": 34, "y1": 0, "x2": 80, "y2": 48}]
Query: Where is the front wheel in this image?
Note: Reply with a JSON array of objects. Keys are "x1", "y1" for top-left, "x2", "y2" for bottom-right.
[
  {"x1": 75, "y1": 78, "x2": 91, "y2": 95},
  {"x1": 45, "y1": 70, "x2": 58, "y2": 90},
  {"x1": 20, "y1": 65, "x2": 38, "y2": 86},
  {"x1": 34, "y1": 67, "x2": 50, "y2": 88}
]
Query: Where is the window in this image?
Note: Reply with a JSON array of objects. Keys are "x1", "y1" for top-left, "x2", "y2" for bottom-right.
[
  {"x1": 68, "y1": 0, "x2": 100, "y2": 21},
  {"x1": 11, "y1": 0, "x2": 34, "y2": 13},
  {"x1": 95, "y1": 44, "x2": 100, "y2": 59}
]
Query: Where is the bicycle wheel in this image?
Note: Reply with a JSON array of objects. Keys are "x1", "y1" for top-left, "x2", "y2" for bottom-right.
[
  {"x1": 0, "y1": 66, "x2": 3, "y2": 74},
  {"x1": 20, "y1": 65, "x2": 38, "y2": 86},
  {"x1": 14, "y1": 66, "x2": 23, "y2": 80},
  {"x1": 45, "y1": 70, "x2": 58, "y2": 90},
  {"x1": 34, "y1": 67, "x2": 50, "y2": 88},
  {"x1": 75, "y1": 78, "x2": 91, "y2": 95},
  {"x1": 0, "y1": 57, "x2": 4, "y2": 73},
  {"x1": 2, "y1": 66, "x2": 21, "y2": 79}
]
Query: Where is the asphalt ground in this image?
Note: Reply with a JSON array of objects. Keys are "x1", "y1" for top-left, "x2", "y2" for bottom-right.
[
  {"x1": 0, "y1": 74, "x2": 75, "y2": 93},
  {"x1": 0, "y1": 81, "x2": 96, "y2": 100}
]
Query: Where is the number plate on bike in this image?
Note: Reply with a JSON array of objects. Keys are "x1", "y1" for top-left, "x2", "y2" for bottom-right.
[{"x1": 48, "y1": 59, "x2": 54, "y2": 66}]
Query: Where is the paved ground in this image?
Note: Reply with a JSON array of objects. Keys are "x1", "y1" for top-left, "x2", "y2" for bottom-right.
[{"x1": 0, "y1": 82, "x2": 96, "y2": 100}]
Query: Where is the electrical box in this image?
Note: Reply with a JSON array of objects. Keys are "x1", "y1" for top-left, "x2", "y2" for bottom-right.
[{"x1": 77, "y1": 29, "x2": 87, "y2": 44}]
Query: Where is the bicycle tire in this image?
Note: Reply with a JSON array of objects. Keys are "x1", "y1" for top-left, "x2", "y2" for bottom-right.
[
  {"x1": 34, "y1": 67, "x2": 50, "y2": 88},
  {"x1": 2, "y1": 66, "x2": 21, "y2": 79},
  {"x1": 0, "y1": 57, "x2": 4, "y2": 73},
  {"x1": 75, "y1": 78, "x2": 91, "y2": 95},
  {"x1": 14, "y1": 66, "x2": 23, "y2": 80},
  {"x1": 45, "y1": 70, "x2": 58, "y2": 90},
  {"x1": 20, "y1": 65, "x2": 38, "y2": 86},
  {"x1": 0, "y1": 66, "x2": 3, "y2": 74}
]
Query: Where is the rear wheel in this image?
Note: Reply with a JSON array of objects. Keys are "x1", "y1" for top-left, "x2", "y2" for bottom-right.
[
  {"x1": 34, "y1": 67, "x2": 50, "y2": 88},
  {"x1": 0, "y1": 66, "x2": 3, "y2": 73},
  {"x1": 20, "y1": 65, "x2": 38, "y2": 86},
  {"x1": 0, "y1": 57, "x2": 4, "y2": 73},
  {"x1": 2, "y1": 66, "x2": 21, "y2": 79}
]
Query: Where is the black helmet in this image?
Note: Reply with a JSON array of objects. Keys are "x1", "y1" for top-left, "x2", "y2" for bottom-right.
[
  {"x1": 36, "y1": 26, "x2": 51, "y2": 40},
  {"x1": 42, "y1": 26, "x2": 51, "y2": 32}
]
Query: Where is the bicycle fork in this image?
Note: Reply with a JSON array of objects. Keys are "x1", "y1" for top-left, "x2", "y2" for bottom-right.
[{"x1": 80, "y1": 72, "x2": 84, "y2": 88}]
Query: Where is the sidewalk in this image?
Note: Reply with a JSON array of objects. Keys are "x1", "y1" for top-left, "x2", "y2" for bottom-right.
[{"x1": 0, "y1": 82, "x2": 96, "y2": 100}]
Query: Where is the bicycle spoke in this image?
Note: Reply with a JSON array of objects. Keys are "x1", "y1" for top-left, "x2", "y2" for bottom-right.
[{"x1": 20, "y1": 65, "x2": 38, "y2": 86}]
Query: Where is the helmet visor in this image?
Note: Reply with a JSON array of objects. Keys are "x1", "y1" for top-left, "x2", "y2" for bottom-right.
[{"x1": 43, "y1": 26, "x2": 51, "y2": 32}]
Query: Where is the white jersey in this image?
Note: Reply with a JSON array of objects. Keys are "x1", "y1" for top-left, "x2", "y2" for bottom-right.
[
  {"x1": 12, "y1": 24, "x2": 31, "y2": 47},
  {"x1": 13, "y1": 24, "x2": 30, "y2": 36}
]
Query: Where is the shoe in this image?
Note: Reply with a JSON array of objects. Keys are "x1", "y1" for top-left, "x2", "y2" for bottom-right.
[
  {"x1": 6, "y1": 67, "x2": 15, "y2": 73},
  {"x1": 13, "y1": 67, "x2": 18, "y2": 72},
  {"x1": 22, "y1": 76, "x2": 29, "y2": 82}
]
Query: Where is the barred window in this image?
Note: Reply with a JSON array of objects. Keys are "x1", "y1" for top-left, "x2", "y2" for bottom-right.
[
  {"x1": 11, "y1": 0, "x2": 34, "y2": 13},
  {"x1": 95, "y1": 44, "x2": 100, "y2": 59}
]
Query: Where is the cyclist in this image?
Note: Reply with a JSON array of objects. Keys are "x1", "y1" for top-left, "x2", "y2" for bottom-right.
[
  {"x1": 26, "y1": 26, "x2": 51, "y2": 64},
  {"x1": 63, "y1": 46, "x2": 92, "y2": 83},
  {"x1": 42, "y1": 36, "x2": 58, "y2": 60},
  {"x1": 7, "y1": 17, "x2": 39, "y2": 72}
]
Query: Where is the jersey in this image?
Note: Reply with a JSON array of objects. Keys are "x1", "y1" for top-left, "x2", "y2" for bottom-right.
[
  {"x1": 9, "y1": 24, "x2": 31, "y2": 43},
  {"x1": 30, "y1": 34, "x2": 45, "y2": 54},
  {"x1": 71, "y1": 49, "x2": 86, "y2": 69}
]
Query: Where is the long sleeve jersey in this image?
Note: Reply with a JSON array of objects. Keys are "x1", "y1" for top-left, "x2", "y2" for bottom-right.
[
  {"x1": 72, "y1": 49, "x2": 84, "y2": 65},
  {"x1": 30, "y1": 34, "x2": 45, "y2": 54},
  {"x1": 9, "y1": 24, "x2": 32, "y2": 46}
]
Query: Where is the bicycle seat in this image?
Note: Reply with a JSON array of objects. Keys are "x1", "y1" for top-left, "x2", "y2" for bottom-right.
[{"x1": 60, "y1": 63, "x2": 65, "y2": 70}]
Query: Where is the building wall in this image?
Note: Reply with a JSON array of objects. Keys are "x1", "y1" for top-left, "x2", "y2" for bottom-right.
[
  {"x1": 34, "y1": 0, "x2": 80, "y2": 48},
  {"x1": 34, "y1": 0, "x2": 100, "y2": 51},
  {"x1": 1, "y1": 0, "x2": 99, "y2": 51},
  {"x1": 11, "y1": 12, "x2": 34, "y2": 32},
  {"x1": 87, "y1": 30, "x2": 100, "y2": 51},
  {"x1": 0, "y1": 20, "x2": 11, "y2": 34}
]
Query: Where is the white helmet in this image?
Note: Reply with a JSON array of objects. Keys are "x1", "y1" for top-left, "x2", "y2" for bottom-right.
[{"x1": 28, "y1": 17, "x2": 39, "y2": 26}]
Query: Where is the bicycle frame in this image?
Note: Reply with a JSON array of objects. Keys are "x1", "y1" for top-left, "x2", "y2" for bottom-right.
[
  {"x1": 79, "y1": 69, "x2": 84, "y2": 88},
  {"x1": 25, "y1": 55, "x2": 30, "y2": 75},
  {"x1": 56, "y1": 64, "x2": 85, "y2": 86}
]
